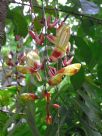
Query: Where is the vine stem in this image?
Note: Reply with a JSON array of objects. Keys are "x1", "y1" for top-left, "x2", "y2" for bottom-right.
[
  {"x1": 42, "y1": 0, "x2": 48, "y2": 91},
  {"x1": 10, "y1": 0, "x2": 102, "y2": 24}
]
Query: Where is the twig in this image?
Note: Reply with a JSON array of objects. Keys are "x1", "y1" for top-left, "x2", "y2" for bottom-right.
[{"x1": 10, "y1": 1, "x2": 102, "y2": 24}]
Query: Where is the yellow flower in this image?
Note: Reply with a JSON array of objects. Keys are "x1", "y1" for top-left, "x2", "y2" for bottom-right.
[
  {"x1": 16, "y1": 51, "x2": 42, "y2": 81},
  {"x1": 47, "y1": 23, "x2": 70, "y2": 61},
  {"x1": 26, "y1": 51, "x2": 41, "y2": 71},
  {"x1": 48, "y1": 63, "x2": 81, "y2": 86}
]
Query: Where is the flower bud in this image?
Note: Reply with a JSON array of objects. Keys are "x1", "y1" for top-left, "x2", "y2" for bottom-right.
[
  {"x1": 46, "y1": 115, "x2": 52, "y2": 125},
  {"x1": 53, "y1": 104, "x2": 60, "y2": 109},
  {"x1": 43, "y1": 92, "x2": 51, "y2": 102}
]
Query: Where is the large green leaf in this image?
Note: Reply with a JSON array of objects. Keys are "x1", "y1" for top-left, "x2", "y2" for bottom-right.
[
  {"x1": 8, "y1": 123, "x2": 32, "y2": 136},
  {"x1": 90, "y1": 41, "x2": 102, "y2": 68},
  {"x1": 71, "y1": 67, "x2": 85, "y2": 89},
  {"x1": 97, "y1": 63, "x2": 102, "y2": 84},
  {"x1": 74, "y1": 36, "x2": 92, "y2": 65},
  {"x1": 7, "y1": 7, "x2": 28, "y2": 37},
  {"x1": 0, "y1": 86, "x2": 17, "y2": 106}
]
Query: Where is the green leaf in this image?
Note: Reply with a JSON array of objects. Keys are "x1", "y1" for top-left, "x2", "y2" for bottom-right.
[
  {"x1": 90, "y1": 41, "x2": 102, "y2": 68},
  {"x1": 97, "y1": 63, "x2": 102, "y2": 84},
  {"x1": 59, "y1": 5, "x2": 77, "y2": 13},
  {"x1": 8, "y1": 123, "x2": 32, "y2": 136},
  {"x1": 7, "y1": 7, "x2": 28, "y2": 37},
  {"x1": 0, "y1": 112, "x2": 8, "y2": 136},
  {"x1": 71, "y1": 67, "x2": 85, "y2": 90},
  {"x1": 33, "y1": 17, "x2": 43, "y2": 32},
  {"x1": 74, "y1": 36, "x2": 92, "y2": 65},
  {"x1": 0, "y1": 86, "x2": 17, "y2": 106}
]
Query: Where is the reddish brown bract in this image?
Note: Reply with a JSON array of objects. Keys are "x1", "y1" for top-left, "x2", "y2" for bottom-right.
[{"x1": 46, "y1": 114, "x2": 52, "y2": 125}]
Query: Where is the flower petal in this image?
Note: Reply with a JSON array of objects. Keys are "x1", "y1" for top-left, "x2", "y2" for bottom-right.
[
  {"x1": 46, "y1": 35, "x2": 56, "y2": 44},
  {"x1": 46, "y1": 115, "x2": 52, "y2": 125},
  {"x1": 48, "y1": 63, "x2": 81, "y2": 86},
  {"x1": 26, "y1": 51, "x2": 41, "y2": 69},
  {"x1": 62, "y1": 56, "x2": 74, "y2": 66},
  {"x1": 35, "y1": 72, "x2": 42, "y2": 81},
  {"x1": 48, "y1": 74, "x2": 63, "y2": 86},
  {"x1": 17, "y1": 65, "x2": 29, "y2": 74},
  {"x1": 20, "y1": 93, "x2": 38, "y2": 101},
  {"x1": 56, "y1": 24, "x2": 70, "y2": 49},
  {"x1": 57, "y1": 63, "x2": 81, "y2": 76},
  {"x1": 50, "y1": 48, "x2": 64, "y2": 61}
]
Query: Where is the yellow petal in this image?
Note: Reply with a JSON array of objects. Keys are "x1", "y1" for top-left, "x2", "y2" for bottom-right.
[
  {"x1": 48, "y1": 74, "x2": 63, "y2": 86},
  {"x1": 57, "y1": 63, "x2": 81, "y2": 76},
  {"x1": 17, "y1": 65, "x2": 29, "y2": 74},
  {"x1": 48, "y1": 63, "x2": 81, "y2": 86},
  {"x1": 26, "y1": 51, "x2": 40, "y2": 67},
  {"x1": 35, "y1": 72, "x2": 42, "y2": 81},
  {"x1": 56, "y1": 24, "x2": 70, "y2": 48}
]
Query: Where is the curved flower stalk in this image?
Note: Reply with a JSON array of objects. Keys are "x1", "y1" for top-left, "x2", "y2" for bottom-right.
[
  {"x1": 48, "y1": 63, "x2": 81, "y2": 86},
  {"x1": 47, "y1": 23, "x2": 71, "y2": 61},
  {"x1": 17, "y1": 51, "x2": 42, "y2": 81}
]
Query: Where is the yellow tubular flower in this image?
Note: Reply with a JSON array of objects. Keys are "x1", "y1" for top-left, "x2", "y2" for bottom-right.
[
  {"x1": 57, "y1": 63, "x2": 81, "y2": 76},
  {"x1": 16, "y1": 51, "x2": 42, "y2": 81},
  {"x1": 26, "y1": 51, "x2": 40, "y2": 69},
  {"x1": 56, "y1": 24, "x2": 70, "y2": 50},
  {"x1": 48, "y1": 63, "x2": 81, "y2": 86},
  {"x1": 47, "y1": 23, "x2": 71, "y2": 61}
]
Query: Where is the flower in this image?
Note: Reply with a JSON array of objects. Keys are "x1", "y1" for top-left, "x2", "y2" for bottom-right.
[
  {"x1": 48, "y1": 66, "x2": 57, "y2": 77},
  {"x1": 20, "y1": 93, "x2": 38, "y2": 101},
  {"x1": 48, "y1": 73, "x2": 63, "y2": 86},
  {"x1": 46, "y1": 114, "x2": 52, "y2": 125},
  {"x1": 48, "y1": 63, "x2": 81, "y2": 86},
  {"x1": 26, "y1": 51, "x2": 41, "y2": 72},
  {"x1": 17, "y1": 51, "x2": 42, "y2": 81},
  {"x1": 62, "y1": 56, "x2": 74, "y2": 67},
  {"x1": 43, "y1": 92, "x2": 51, "y2": 102},
  {"x1": 47, "y1": 23, "x2": 70, "y2": 61},
  {"x1": 47, "y1": 16, "x2": 59, "y2": 29},
  {"x1": 52, "y1": 104, "x2": 60, "y2": 109},
  {"x1": 29, "y1": 30, "x2": 44, "y2": 45},
  {"x1": 6, "y1": 59, "x2": 14, "y2": 67}
]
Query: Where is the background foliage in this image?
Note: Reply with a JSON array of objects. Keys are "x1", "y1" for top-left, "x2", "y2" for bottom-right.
[{"x1": 0, "y1": 0, "x2": 102, "y2": 136}]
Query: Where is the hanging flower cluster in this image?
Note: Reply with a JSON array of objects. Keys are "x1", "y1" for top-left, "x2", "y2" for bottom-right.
[{"x1": 5, "y1": 16, "x2": 81, "y2": 125}]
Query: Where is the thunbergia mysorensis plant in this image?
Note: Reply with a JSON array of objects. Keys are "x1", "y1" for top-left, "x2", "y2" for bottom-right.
[{"x1": 6, "y1": 16, "x2": 81, "y2": 125}]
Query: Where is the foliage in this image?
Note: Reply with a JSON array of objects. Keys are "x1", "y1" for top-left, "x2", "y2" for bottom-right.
[{"x1": 0, "y1": 0, "x2": 102, "y2": 136}]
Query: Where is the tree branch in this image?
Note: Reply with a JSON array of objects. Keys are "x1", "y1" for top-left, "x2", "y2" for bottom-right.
[
  {"x1": 10, "y1": 1, "x2": 102, "y2": 24},
  {"x1": 0, "y1": 0, "x2": 8, "y2": 50}
]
